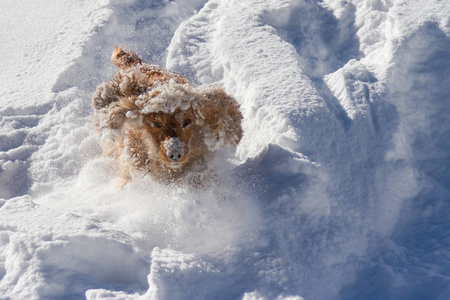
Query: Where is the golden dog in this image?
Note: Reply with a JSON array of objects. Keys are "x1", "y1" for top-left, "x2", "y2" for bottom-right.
[{"x1": 92, "y1": 47, "x2": 243, "y2": 185}]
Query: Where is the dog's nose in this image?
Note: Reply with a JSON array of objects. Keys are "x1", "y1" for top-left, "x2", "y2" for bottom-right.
[
  {"x1": 163, "y1": 138, "x2": 185, "y2": 162},
  {"x1": 168, "y1": 148, "x2": 183, "y2": 162}
]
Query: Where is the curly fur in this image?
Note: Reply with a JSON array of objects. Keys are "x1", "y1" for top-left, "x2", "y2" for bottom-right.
[{"x1": 92, "y1": 47, "x2": 243, "y2": 185}]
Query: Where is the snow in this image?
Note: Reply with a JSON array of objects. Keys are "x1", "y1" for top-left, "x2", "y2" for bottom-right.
[
  {"x1": 0, "y1": 0, "x2": 111, "y2": 110},
  {"x1": 1, "y1": 0, "x2": 450, "y2": 299}
]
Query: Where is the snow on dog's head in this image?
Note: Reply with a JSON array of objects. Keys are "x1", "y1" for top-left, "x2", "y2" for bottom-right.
[{"x1": 91, "y1": 47, "x2": 243, "y2": 185}]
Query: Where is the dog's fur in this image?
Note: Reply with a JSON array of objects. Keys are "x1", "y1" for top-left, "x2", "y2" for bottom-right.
[{"x1": 92, "y1": 47, "x2": 243, "y2": 185}]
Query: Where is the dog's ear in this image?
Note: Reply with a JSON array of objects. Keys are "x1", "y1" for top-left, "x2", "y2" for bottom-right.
[
  {"x1": 195, "y1": 87, "x2": 243, "y2": 151},
  {"x1": 92, "y1": 79, "x2": 141, "y2": 131},
  {"x1": 111, "y1": 46, "x2": 143, "y2": 69},
  {"x1": 104, "y1": 102, "x2": 128, "y2": 130},
  {"x1": 92, "y1": 80, "x2": 119, "y2": 110}
]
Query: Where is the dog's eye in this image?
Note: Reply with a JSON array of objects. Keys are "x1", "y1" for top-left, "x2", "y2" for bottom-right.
[
  {"x1": 152, "y1": 122, "x2": 163, "y2": 128},
  {"x1": 182, "y1": 119, "x2": 192, "y2": 128}
]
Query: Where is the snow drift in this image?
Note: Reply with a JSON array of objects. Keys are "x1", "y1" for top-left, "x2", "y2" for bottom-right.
[{"x1": 1, "y1": 0, "x2": 449, "y2": 299}]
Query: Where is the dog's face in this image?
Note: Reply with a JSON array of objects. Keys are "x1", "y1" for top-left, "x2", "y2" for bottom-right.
[{"x1": 142, "y1": 108, "x2": 195, "y2": 168}]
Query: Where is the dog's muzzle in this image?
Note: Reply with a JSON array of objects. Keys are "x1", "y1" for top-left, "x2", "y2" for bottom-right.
[{"x1": 163, "y1": 137, "x2": 185, "y2": 163}]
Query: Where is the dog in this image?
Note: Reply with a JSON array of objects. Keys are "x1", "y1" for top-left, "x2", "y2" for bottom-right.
[{"x1": 91, "y1": 47, "x2": 243, "y2": 185}]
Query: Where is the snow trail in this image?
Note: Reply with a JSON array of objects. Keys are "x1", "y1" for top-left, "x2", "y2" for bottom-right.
[
  {"x1": 3, "y1": 0, "x2": 262, "y2": 299},
  {"x1": 1, "y1": 0, "x2": 450, "y2": 299}
]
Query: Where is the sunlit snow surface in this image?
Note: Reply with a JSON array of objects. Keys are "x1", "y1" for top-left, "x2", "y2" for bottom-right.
[{"x1": 1, "y1": 0, "x2": 450, "y2": 299}]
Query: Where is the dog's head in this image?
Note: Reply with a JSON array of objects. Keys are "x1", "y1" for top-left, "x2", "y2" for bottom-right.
[{"x1": 142, "y1": 107, "x2": 195, "y2": 168}]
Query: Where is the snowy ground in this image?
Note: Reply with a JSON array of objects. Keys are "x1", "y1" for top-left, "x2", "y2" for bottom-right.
[{"x1": 1, "y1": 0, "x2": 450, "y2": 299}]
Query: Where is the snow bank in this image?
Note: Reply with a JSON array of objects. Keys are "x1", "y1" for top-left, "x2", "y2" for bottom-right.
[
  {"x1": 0, "y1": 0, "x2": 111, "y2": 200},
  {"x1": 1, "y1": 0, "x2": 450, "y2": 299},
  {"x1": 0, "y1": 0, "x2": 110, "y2": 110}
]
